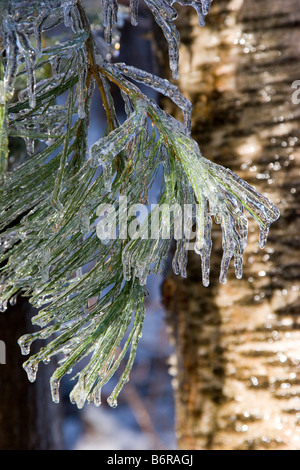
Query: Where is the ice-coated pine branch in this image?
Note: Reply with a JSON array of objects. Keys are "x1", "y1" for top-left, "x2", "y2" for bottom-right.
[{"x1": 0, "y1": 0, "x2": 279, "y2": 408}]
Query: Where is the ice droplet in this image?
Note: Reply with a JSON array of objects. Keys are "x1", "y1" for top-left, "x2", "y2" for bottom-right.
[
  {"x1": 107, "y1": 395, "x2": 118, "y2": 408},
  {"x1": 18, "y1": 334, "x2": 33, "y2": 355},
  {"x1": 0, "y1": 299, "x2": 8, "y2": 313},
  {"x1": 9, "y1": 294, "x2": 17, "y2": 306},
  {"x1": 23, "y1": 361, "x2": 38, "y2": 382}
]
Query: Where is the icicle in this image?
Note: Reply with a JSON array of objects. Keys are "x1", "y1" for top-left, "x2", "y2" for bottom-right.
[
  {"x1": 219, "y1": 251, "x2": 232, "y2": 284},
  {"x1": 234, "y1": 253, "x2": 243, "y2": 280},
  {"x1": 219, "y1": 213, "x2": 235, "y2": 284},
  {"x1": 183, "y1": 206, "x2": 194, "y2": 246},
  {"x1": 17, "y1": 31, "x2": 36, "y2": 108},
  {"x1": 130, "y1": 0, "x2": 139, "y2": 26},
  {"x1": 70, "y1": 382, "x2": 88, "y2": 409},
  {"x1": 34, "y1": 12, "x2": 47, "y2": 58},
  {"x1": 18, "y1": 334, "x2": 33, "y2": 355},
  {"x1": 259, "y1": 224, "x2": 270, "y2": 249},
  {"x1": 135, "y1": 261, "x2": 149, "y2": 286},
  {"x1": 77, "y1": 48, "x2": 87, "y2": 119},
  {"x1": 145, "y1": 0, "x2": 180, "y2": 79},
  {"x1": 102, "y1": 0, "x2": 118, "y2": 44},
  {"x1": 237, "y1": 211, "x2": 248, "y2": 251},
  {"x1": 3, "y1": 20, "x2": 18, "y2": 100},
  {"x1": 194, "y1": 196, "x2": 212, "y2": 286},
  {"x1": 173, "y1": 0, "x2": 213, "y2": 27},
  {"x1": 93, "y1": 387, "x2": 102, "y2": 407},
  {"x1": 122, "y1": 247, "x2": 132, "y2": 281},
  {"x1": 50, "y1": 377, "x2": 61, "y2": 403},
  {"x1": 172, "y1": 240, "x2": 187, "y2": 278},
  {"x1": 23, "y1": 361, "x2": 38, "y2": 383},
  {"x1": 206, "y1": 160, "x2": 280, "y2": 232},
  {"x1": 202, "y1": 0, "x2": 213, "y2": 15}
]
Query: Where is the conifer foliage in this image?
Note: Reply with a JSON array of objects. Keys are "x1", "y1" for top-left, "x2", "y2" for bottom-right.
[{"x1": 0, "y1": 1, "x2": 279, "y2": 407}]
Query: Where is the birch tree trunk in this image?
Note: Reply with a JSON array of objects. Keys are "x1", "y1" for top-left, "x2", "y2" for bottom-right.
[{"x1": 161, "y1": 0, "x2": 300, "y2": 450}]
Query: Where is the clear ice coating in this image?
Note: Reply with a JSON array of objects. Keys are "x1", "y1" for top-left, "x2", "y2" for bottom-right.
[
  {"x1": 165, "y1": 130, "x2": 280, "y2": 286},
  {"x1": 144, "y1": 0, "x2": 180, "y2": 79},
  {"x1": 116, "y1": 62, "x2": 193, "y2": 132},
  {"x1": 102, "y1": 0, "x2": 119, "y2": 43},
  {"x1": 97, "y1": 0, "x2": 213, "y2": 79},
  {"x1": 0, "y1": 0, "x2": 280, "y2": 409},
  {"x1": 89, "y1": 102, "x2": 148, "y2": 189},
  {"x1": 130, "y1": 0, "x2": 139, "y2": 26},
  {"x1": 174, "y1": 0, "x2": 213, "y2": 26}
]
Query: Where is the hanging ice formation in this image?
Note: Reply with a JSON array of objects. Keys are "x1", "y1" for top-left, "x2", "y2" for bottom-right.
[
  {"x1": 0, "y1": 0, "x2": 280, "y2": 408},
  {"x1": 101, "y1": 0, "x2": 214, "y2": 78}
]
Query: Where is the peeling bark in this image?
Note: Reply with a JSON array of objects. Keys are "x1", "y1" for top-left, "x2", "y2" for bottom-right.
[{"x1": 161, "y1": 0, "x2": 300, "y2": 450}]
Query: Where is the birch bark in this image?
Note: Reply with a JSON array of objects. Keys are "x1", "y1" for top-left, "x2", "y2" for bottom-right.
[{"x1": 161, "y1": 0, "x2": 300, "y2": 450}]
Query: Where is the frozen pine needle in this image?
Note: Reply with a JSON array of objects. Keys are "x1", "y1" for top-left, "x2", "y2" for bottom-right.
[{"x1": 0, "y1": 0, "x2": 279, "y2": 408}]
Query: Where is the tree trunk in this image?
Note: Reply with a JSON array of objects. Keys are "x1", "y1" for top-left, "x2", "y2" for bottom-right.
[
  {"x1": 0, "y1": 299, "x2": 64, "y2": 450},
  {"x1": 161, "y1": 0, "x2": 300, "y2": 450}
]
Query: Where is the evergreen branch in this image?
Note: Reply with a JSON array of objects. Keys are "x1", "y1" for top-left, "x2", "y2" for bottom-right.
[{"x1": 0, "y1": 0, "x2": 279, "y2": 408}]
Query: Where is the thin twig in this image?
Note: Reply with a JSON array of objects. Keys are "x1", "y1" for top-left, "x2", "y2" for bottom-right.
[{"x1": 76, "y1": 1, "x2": 115, "y2": 132}]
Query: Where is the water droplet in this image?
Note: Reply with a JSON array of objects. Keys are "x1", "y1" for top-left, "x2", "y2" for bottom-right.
[
  {"x1": 107, "y1": 395, "x2": 118, "y2": 408},
  {"x1": 24, "y1": 361, "x2": 38, "y2": 382}
]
